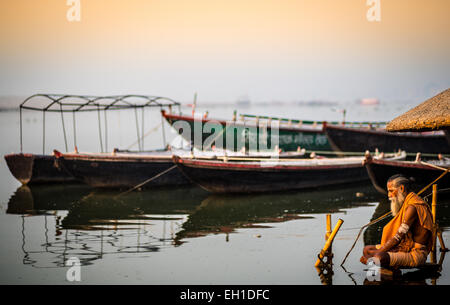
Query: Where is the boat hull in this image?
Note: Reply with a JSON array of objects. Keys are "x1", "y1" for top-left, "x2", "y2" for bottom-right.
[
  {"x1": 324, "y1": 125, "x2": 450, "y2": 154},
  {"x1": 4, "y1": 153, "x2": 78, "y2": 185},
  {"x1": 162, "y1": 112, "x2": 331, "y2": 152},
  {"x1": 174, "y1": 157, "x2": 369, "y2": 193},
  {"x1": 364, "y1": 158, "x2": 450, "y2": 195},
  {"x1": 56, "y1": 154, "x2": 191, "y2": 188}
]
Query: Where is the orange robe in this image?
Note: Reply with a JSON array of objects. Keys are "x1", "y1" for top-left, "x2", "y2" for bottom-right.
[{"x1": 380, "y1": 192, "x2": 434, "y2": 253}]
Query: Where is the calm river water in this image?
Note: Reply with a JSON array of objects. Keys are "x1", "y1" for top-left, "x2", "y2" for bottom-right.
[{"x1": 0, "y1": 99, "x2": 449, "y2": 285}]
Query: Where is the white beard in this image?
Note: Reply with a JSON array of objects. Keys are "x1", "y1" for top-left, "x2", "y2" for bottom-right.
[{"x1": 389, "y1": 192, "x2": 406, "y2": 216}]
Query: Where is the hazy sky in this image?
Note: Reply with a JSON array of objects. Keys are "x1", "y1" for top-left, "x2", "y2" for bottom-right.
[{"x1": 1, "y1": 0, "x2": 449, "y2": 103}]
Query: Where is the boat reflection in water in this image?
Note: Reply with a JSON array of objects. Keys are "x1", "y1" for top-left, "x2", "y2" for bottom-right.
[
  {"x1": 7, "y1": 185, "x2": 208, "y2": 268},
  {"x1": 7, "y1": 184, "x2": 92, "y2": 215},
  {"x1": 175, "y1": 183, "x2": 382, "y2": 242},
  {"x1": 9, "y1": 181, "x2": 447, "y2": 284},
  {"x1": 8, "y1": 182, "x2": 380, "y2": 269}
]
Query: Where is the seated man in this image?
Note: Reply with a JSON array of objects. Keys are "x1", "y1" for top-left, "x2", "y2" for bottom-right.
[{"x1": 361, "y1": 174, "x2": 434, "y2": 268}]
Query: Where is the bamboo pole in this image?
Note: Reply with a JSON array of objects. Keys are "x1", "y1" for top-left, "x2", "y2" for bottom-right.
[
  {"x1": 430, "y1": 183, "x2": 449, "y2": 252},
  {"x1": 431, "y1": 184, "x2": 437, "y2": 263},
  {"x1": 437, "y1": 231, "x2": 447, "y2": 252},
  {"x1": 432, "y1": 184, "x2": 437, "y2": 224},
  {"x1": 315, "y1": 219, "x2": 344, "y2": 267},
  {"x1": 326, "y1": 214, "x2": 332, "y2": 240},
  {"x1": 325, "y1": 214, "x2": 332, "y2": 255}
]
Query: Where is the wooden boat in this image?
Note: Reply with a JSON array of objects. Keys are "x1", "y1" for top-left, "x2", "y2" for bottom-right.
[
  {"x1": 364, "y1": 155, "x2": 450, "y2": 195},
  {"x1": 5, "y1": 94, "x2": 181, "y2": 185},
  {"x1": 4, "y1": 150, "x2": 177, "y2": 186},
  {"x1": 172, "y1": 151, "x2": 406, "y2": 193},
  {"x1": 4, "y1": 153, "x2": 79, "y2": 185},
  {"x1": 324, "y1": 123, "x2": 450, "y2": 154},
  {"x1": 52, "y1": 148, "x2": 308, "y2": 189},
  {"x1": 162, "y1": 111, "x2": 386, "y2": 152},
  {"x1": 162, "y1": 110, "x2": 329, "y2": 152},
  {"x1": 54, "y1": 150, "x2": 190, "y2": 188}
]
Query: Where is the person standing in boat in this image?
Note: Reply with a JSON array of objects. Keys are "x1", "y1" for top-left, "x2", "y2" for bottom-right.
[{"x1": 360, "y1": 174, "x2": 434, "y2": 268}]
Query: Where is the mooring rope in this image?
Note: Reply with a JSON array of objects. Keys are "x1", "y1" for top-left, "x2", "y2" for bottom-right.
[
  {"x1": 115, "y1": 165, "x2": 177, "y2": 198},
  {"x1": 340, "y1": 211, "x2": 392, "y2": 266},
  {"x1": 340, "y1": 163, "x2": 450, "y2": 266},
  {"x1": 424, "y1": 188, "x2": 450, "y2": 200},
  {"x1": 125, "y1": 122, "x2": 162, "y2": 150}
]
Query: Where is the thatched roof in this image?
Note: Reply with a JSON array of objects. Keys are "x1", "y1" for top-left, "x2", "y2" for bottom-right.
[{"x1": 386, "y1": 88, "x2": 450, "y2": 132}]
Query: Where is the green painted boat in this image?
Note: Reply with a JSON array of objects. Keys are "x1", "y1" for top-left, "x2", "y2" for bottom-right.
[
  {"x1": 162, "y1": 111, "x2": 336, "y2": 152},
  {"x1": 162, "y1": 111, "x2": 388, "y2": 152}
]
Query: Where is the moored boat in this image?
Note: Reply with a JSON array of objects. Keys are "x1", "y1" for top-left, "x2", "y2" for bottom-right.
[
  {"x1": 364, "y1": 155, "x2": 450, "y2": 195},
  {"x1": 324, "y1": 124, "x2": 450, "y2": 154},
  {"x1": 54, "y1": 150, "x2": 191, "y2": 189},
  {"x1": 52, "y1": 148, "x2": 308, "y2": 189},
  {"x1": 5, "y1": 94, "x2": 181, "y2": 185},
  {"x1": 172, "y1": 151, "x2": 406, "y2": 193},
  {"x1": 162, "y1": 111, "x2": 386, "y2": 152},
  {"x1": 162, "y1": 110, "x2": 329, "y2": 152},
  {"x1": 4, "y1": 153, "x2": 79, "y2": 185}
]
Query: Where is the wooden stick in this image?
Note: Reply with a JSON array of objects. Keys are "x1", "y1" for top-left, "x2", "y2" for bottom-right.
[
  {"x1": 437, "y1": 231, "x2": 448, "y2": 251},
  {"x1": 326, "y1": 214, "x2": 332, "y2": 240},
  {"x1": 431, "y1": 184, "x2": 437, "y2": 263},
  {"x1": 325, "y1": 214, "x2": 332, "y2": 255},
  {"x1": 315, "y1": 219, "x2": 344, "y2": 267},
  {"x1": 432, "y1": 184, "x2": 437, "y2": 224}
]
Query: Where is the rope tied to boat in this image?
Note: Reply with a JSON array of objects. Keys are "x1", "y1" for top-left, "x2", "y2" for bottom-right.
[
  {"x1": 340, "y1": 163, "x2": 450, "y2": 266},
  {"x1": 125, "y1": 122, "x2": 163, "y2": 150},
  {"x1": 115, "y1": 165, "x2": 178, "y2": 198}
]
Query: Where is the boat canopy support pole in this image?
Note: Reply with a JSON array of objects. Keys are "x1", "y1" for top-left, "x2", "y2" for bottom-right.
[
  {"x1": 73, "y1": 112, "x2": 77, "y2": 150},
  {"x1": 141, "y1": 107, "x2": 145, "y2": 151},
  {"x1": 42, "y1": 111, "x2": 46, "y2": 154},
  {"x1": 60, "y1": 104, "x2": 68, "y2": 152},
  {"x1": 161, "y1": 107, "x2": 167, "y2": 148},
  {"x1": 19, "y1": 107, "x2": 23, "y2": 153},
  {"x1": 104, "y1": 110, "x2": 108, "y2": 153},
  {"x1": 97, "y1": 106, "x2": 104, "y2": 153},
  {"x1": 134, "y1": 107, "x2": 141, "y2": 151}
]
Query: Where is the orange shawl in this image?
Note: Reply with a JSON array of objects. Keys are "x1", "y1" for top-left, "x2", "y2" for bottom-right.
[{"x1": 380, "y1": 192, "x2": 434, "y2": 252}]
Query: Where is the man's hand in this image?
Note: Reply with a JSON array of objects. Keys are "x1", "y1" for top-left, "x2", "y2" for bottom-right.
[{"x1": 360, "y1": 256, "x2": 368, "y2": 265}]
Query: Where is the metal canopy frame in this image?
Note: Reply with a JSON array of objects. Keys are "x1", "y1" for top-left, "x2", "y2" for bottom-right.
[
  {"x1": 19, "y1": 94, "x2": 181, "y2": 154},
  {"x1": 20, "y1": 94, "x2": 180, "y2": 112}
]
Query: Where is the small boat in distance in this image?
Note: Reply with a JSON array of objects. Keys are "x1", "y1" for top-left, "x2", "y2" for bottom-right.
[
  {"x1": 323, "y1": 123, "x2": 450, "y2": 154},
  {"x1": 172, "y1": 151, "x2": 407, "y2": 194},
  {"x1": 359, "y1": 98, "x2": 380, "y2": 106}
]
